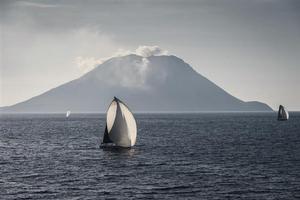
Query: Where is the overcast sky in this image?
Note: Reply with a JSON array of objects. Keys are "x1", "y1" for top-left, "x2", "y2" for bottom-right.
[{"x1": 1, "y1": 0, "x2": 299, "y2": 110}]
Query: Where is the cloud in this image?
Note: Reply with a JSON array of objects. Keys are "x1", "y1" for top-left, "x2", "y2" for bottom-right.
[
  {"x1": 75, "y1": 45, "x2": 169, "y2": 73},
  {"x1": 74, "y1": 57, "x2": 103, "y2": 74},
  {"x1": 16, "y1": 1, "x2": 60, "y2": 8},
  {"x1": 113, "y1": 45, "x2": 169, "y2": 58},
  {"x1": 74, "y1": 49, "x2": 128, "y2": 74},
  {"x1": 135, "y1": 45, "x2": 168, "y2": 57}
]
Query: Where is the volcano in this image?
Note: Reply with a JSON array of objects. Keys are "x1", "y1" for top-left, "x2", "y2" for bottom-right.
[{"x1": 1, "y1": 54, "x2": 272, "y2": 112}]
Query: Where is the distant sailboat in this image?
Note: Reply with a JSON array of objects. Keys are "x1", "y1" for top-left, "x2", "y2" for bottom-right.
[
  {"x1": 66, "y1": 111, "x2": 71, "y2": 117},
  {"x1": 101, "y1": 97, "x2": 137, "y2": 148},
  {"x1": 277, "y1": 105, "x2": 289, "y2": 121}
]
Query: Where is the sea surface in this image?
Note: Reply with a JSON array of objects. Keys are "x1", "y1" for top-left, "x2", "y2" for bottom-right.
[{"x1": 0, "y1": 113, "x2": 300, "y2": 199}]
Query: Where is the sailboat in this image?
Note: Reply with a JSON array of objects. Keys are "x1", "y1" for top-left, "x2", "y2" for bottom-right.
[
  {"x1": 66, "y1": 111, "x2": 71, "y2": 117},
  {"x1": 100, "y1": 97, "x2": 137, "y2": 148},
  {"x1": 277, "y1": 105, "x2": 289, "y2": 121}
]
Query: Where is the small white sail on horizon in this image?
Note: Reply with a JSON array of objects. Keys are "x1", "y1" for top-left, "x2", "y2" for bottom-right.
[
  {"x1": 101, "y1": 97, "x2": 137, "y2": 148},
  {"x1": 277, "y1": 105, "x2": 289, "y2": 121},
  {"x1": 66, "y1": 111, "x2": 71, "y2": 117}
]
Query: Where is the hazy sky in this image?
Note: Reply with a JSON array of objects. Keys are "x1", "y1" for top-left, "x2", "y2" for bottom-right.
[{"x1": 1, "y1": 0, "x2": 299, "y2": 110}]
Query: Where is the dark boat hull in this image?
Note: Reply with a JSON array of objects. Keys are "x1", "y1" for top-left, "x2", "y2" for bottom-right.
[
  {"x1": 99, "y1": 143, "x2": 132, "y2": 149},
  {"x1": 278, "y1": 118, "x2": 288, "y2": 121}
]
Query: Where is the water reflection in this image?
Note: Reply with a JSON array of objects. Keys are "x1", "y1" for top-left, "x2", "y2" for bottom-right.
[{"x1": 101, "y1": 146, "x2": 137, "y2": 157}]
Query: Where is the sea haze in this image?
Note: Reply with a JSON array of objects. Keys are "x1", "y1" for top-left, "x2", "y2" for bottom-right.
[{"x1": 0, "y1": 113, "x2": 300, "y2": 199}]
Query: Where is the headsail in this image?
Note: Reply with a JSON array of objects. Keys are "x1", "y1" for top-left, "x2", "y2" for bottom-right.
[
  {"x1": 285, "y1": 107, "x2": 289, "y2": 119},
  {"x1": 102, "y1": 125, "x2": 113, "y2": 143},
  {"x1": 102, "y1": 97, "x2": 137, "y2": 147}
]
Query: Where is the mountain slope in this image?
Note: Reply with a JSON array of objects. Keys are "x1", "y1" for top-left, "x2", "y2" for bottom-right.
[{"x1": 1, "y1": 54, "x2": 272, "y2": 112}]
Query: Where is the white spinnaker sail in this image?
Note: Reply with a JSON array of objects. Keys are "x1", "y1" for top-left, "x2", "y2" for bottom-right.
[
  {"x1": 66, "y1": 111, "x2": 71, "y2": 117},
  {"x1": 106, "y1": 98, "x2": 137, "y2": 147},
  {"x1": 107, "y1": 101, "x2": 117, "y2": 132},
  {"x1": 283, "y1": 106, "x2": 289, "y2": 119}
]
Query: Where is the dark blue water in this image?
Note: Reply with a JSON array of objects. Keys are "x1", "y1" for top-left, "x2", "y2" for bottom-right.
[{"x1": 1, "y1": 113, "x2": 300, "y2": 199}]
